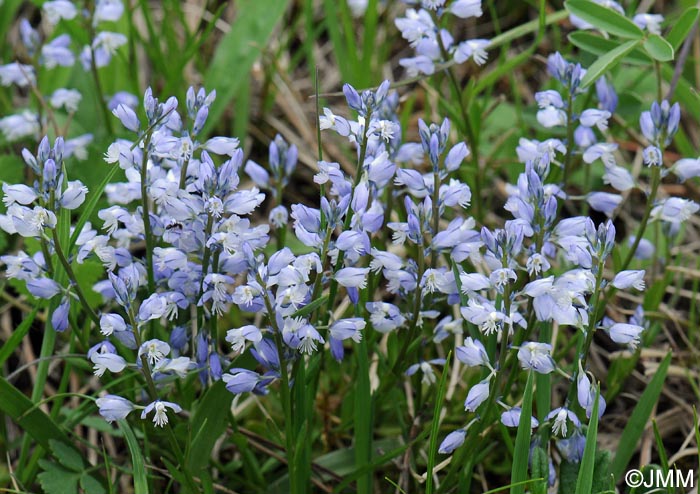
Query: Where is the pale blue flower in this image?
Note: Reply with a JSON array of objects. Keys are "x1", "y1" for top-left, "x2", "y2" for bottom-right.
[{"x1": 96, "y1": 395, "x2": 135, "y2": 422}]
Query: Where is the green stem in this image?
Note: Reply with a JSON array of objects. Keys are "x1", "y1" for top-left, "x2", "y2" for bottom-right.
[
  {"x1": 431, "y1": 167, "x2": 440, "y2": 268},
  {"x1": 257, "y1": 274, "x2": 298, "y2": 493},
  {"x1": 562, "y1": 89, "x2": 575, "y2": 184},
  {"x1": 621, "y1": 165, "x2": 661, "y2": 272},
  {"x1": 140, "y1": 131, "x2": 155, "y2": 293},
  {"x1": 197, "y1": 214, "x2": 215, "y2": 331},
  {"x1": 435, "y1": 33, "x2": 481, "y2": 222},
  {"x1": 178, "y1": 156, "x2": 191, "y2": 190},
  {"x1": 50, "y1": 230, "x2": 100, "y2": 327},
  {"x1": 126, "y1": 309, "x2": 200, "y2": 493},
  {"x1": 321, "y1": 108, "x2": 372, "y2": 326},
  {"x1": 390, "y1": 237, "x2": 425, "y2": 381}
]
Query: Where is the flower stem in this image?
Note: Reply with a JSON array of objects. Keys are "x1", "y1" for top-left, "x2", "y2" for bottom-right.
[
  {"x1": 562, "y1": 89, "x2": 575, "y2": 184},
  {"x1": 257, "y1": 274, "x2": 298, "y2": 493},
  {"x1": 140, "y1": 130, "x2": 155, "y2": 294},
  {"x1": 50, "y1": 229, "x2": 100, "y2": 327}
]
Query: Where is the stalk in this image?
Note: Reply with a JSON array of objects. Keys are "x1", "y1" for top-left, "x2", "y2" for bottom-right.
[
  {"x1": 257, "y1": 274, "x2": 299, "y2": 493},
  {"x1": 435, "y1": 34, "x2": 481, "y2": 222},
  {"x1": 562, "y1": 89, "x2": 575, "y2": 184},
  {"x1": 126, "y1": 307, "x2": 200, "y2": 494},
  {"x1": 50, "y1": 229, "x2": 100, "y2": 327},
  {"x1": 140, "y1": 130, "x2": 155, "y2": 293}
]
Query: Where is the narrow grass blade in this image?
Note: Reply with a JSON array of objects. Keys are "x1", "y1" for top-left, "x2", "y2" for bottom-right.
[
  {"x1": 579, "y1": 39, "x2": 641, "y2": 89},
  {"x1": 203, "y1": 0, "x2": 291, "y2": 136},
  {"x1": 575, "y1": 384, "x2": 600, "y2": 494},
  {"x1": 610, "y1": 351, "x2": 672, "y2": 479},
  {"x1": 426, "y1": 352, "x2": 451, "y2": 494},
  {"x1": 511, "y1": 371, "x2": 534, "y2": 494},
  {"x1": 118, "y1": 420, "x2": 149, "y2": 494},
  {"x1": 651, "y1": 420, "x2": 669, "y2": 474},
  {"x1": 0, "y1": 308, "x2": 37, "y2": 366}
]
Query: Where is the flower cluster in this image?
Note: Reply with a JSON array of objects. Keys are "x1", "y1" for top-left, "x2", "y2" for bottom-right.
[{"x1": 395, "y1": 0, "x2": 489, "y2": 76}]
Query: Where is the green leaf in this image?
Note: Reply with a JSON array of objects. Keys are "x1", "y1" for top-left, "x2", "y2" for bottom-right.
[
  {"x1": 576, "y1": 384, "x2": 600, "y2": 494},
  {"x1": 568, "y1": 32, "x2": 650, "y2": 65},
  {"x1": 530, "y1": 447, "x2": 549, "y2": 494},
  {"x1": 580, "y1": 39, "x2": 641, "y2": 89},
  {"x1": 511, "y1": 371, "x2": 534, "y2": 494},
  {"x1": 49, "y1": 439, "x2": 84, "y2": 472},
  {"x1": 203, "y1": 0, "x2": 291, "y2": 136},
  {"x1": 610, "y1": 352, "x2": 672, "y2": 479},
  {"x1": 118, "y1": 420, "x2": 149, "y2": 494},
  {"x1": 643, "y1": 34, "x2": 674, "y2": 62},
  {"x1": 426, "y1": 353, "x2": 451, "y2": 494},
  {"x1": 559, "y1": 460, "x2": 579, "y2": 494},
  {"x1": 0, "y1": 376, "x2": 78, "y2": 452},
  {"x1": 651, "y1": 420, "x2": 669, "y2": 473},
  {"x1": 290, "y1": 295, "x2": 329, "y2": 319},
  {"x1": 68, "y1": 164, "x2": 120, "y2": 252},
  {"x1": 80, "y1": 474, "x2": 107, "y2": 494},
  {"x1": 592, "y1": 450, "x2": 612, "y2": 494},
  {"x1": 37, "y1": 460, "x2": 81, "y2": 494},
  {"x1": 186, "y1": 380, "x2": 232, "y2": 473},
  {"x1": 667, "y1": 7, "x2": 700, "y2": 51},
  {"x1": 0, "y1": 308, "x2": 37, "y2": 367},
  {"x1": 565, "y1": 1, "x2": 644, "y2": 39}
]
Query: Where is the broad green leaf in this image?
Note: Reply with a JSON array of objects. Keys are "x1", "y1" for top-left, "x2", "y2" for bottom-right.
[
  {"x1": 643, "y1": 34, "x2": 674, "y2": 62},
  {"x1": 80, "y1": 474, "x2": 107, "y2": 494},
  {"x1": 49, "y1": 439, "x2": 84, "y2": 472},
  {"x1": 118, "y1": 420, "x2": 149, "y2": 494},
  {"x1": 511, "y1": 371, "x2": 534, "y2": 494},
  {"x1": 186, "y1": 380, "x2": 232, "y2": 473},
  {"x1": 0, "y1": 308, "x2": 37, "y2": 367},
  {"x1": 610, "y1": 352, "x2": 672, "y2": 479},
  {"x1": 575, "y1": 385, "x2": 600, "y2": 494},
  {"x1": 0, "y1": 376, "x2": 78, "y2": 452},
  {"x1": 565, "y1": 1, "x2": 644, "y2": 39},
  {"x1": 667, "y1": 7, "x2": 700, "y2": 51},
  {"x1": 37, "y1": 460, "x2": 81, "y2": 494},
  {"x1": 568, "y1": 32, "x2": 650, "y2": 65},
  {"x1": 580, "y1": 39, "x2": 641, "y2": 89},
  {"x1": 203, "y1": 0, "x2": 291, "y2": 137}
]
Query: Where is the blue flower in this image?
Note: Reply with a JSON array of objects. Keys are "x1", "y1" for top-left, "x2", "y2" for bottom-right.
[
  {"x1": 95, "y1": 395, "x2": 135, "y2": 423},
  {"x1": 438, "y1": 429, "x2": 466, "y2": 454}
]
